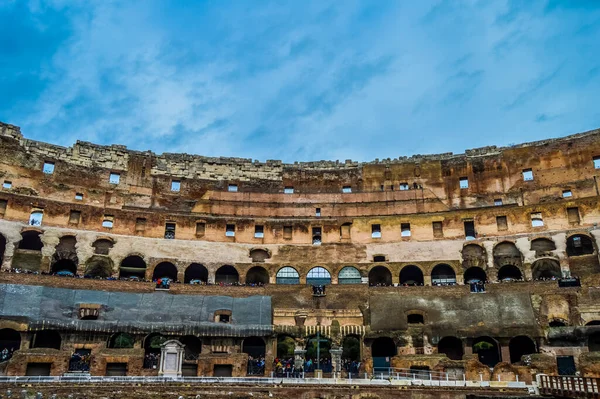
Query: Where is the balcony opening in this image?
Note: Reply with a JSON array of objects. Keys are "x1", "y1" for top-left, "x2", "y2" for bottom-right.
[
  {"x1": 312, "y1": 227, "x2": 322, "y2": 245},
  {"x1": 254, "y1": 225, "x2": 264, "y2": 238},
  {"x1": 371, "y1": 224, "x2": 381, "y2": 239},
  {"x1": 464, "y1": 220, "x2": 476, "y2": 240},
  {"x1": 225, "y1": 224, "x2": 235, "y2": 237},
  {"x1": 164, "y1": 222, "x2": 176, "y2": 239}
]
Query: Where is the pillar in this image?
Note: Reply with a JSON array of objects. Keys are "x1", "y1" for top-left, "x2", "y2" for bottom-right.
[{"x1": 330, "y1": 347, "x2": 343, "y2": 373}]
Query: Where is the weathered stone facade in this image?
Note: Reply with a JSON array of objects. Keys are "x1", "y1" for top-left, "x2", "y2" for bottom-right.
[{"x1": 1, "y1": 120, "x2": 600, "y2": 385}]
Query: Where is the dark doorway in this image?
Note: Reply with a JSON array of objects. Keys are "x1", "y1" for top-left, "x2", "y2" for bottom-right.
[
  {"x1": 152, "y1": 262, "x2": 178, "y2": 281},
  {"x1": 431, "y1": 264, "x2": 456, "y2": 285},
  {"x1": 472, "y1": 337, "x2": 500, "y2": 367},
  {"x1": 26, "y1": 363, "x2": 51, "y2": 376},
  {"x1": 246, "y1": 266, "x2": 269, "y2": 285},
  {"x1": 509, "y1": 336, "x2": 536, "y2": 363},
  {"x1": 399, "y1": 265, "x2": 424, "y2": 286},
  {"x1": 567, "y1": 235, "x2": 595, "y2": 256},
  {"x1": 372, "y1": 337, "x2": 396, "y2": 370},
  {"x1": 51, "y1": 259, "x2": 77, "y2": 275},
  {"x1": 105, "y1": 363, "x2": 127, "y2": 376},
  {"x1": 30, "y1": 330, "x2": 61, "y2": 349},
  {"x1": 119, "y1": 256, "x2": 146, "y2": 279},
  {"x1": 182, "y1": 364, "x2": 198, "y2": 377},
  {"x1": 215, "y1": 265, "x2": 239, "y2": 284},
  {"x1": 213, "y1": 364, "x2": 233, "y2": 377},
  {"x1": 179, "y1": 335, "x2": 202, "y2": 361},
  {"x1": 464, "y1": 267, "x2": 487, "y2": 283},
  {"x1": 342, "y1": 335, "x2": 361, "y2": 361},
  {"x1": 184, "y1": 263, "x2": 208, "y2": 284},
  {"x1": 532, "y1": 259, "x2": 561, "y2": 280},
  {"x1": 438, "y1": 336, "x2": 463, "y2": 361},
  {"x1": 368, "y1": 266, "x2": 392, "y2": 286},
  {"x1": 557, "y1": 356, "x2": 576, "y2": 376},
  {"x1": 18, "y1": 231, "x2": 43, "y2": 251},
  {"x1": 497, "y1": 265, "x2": 522, "y2": 281},
  {"x1": 0, "y1": 328, "x2": 21, "y2": 361}
]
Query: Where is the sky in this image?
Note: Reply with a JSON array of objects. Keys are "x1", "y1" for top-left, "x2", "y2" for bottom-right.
[{"x1": 0, "y1": 1, "x2": 599, "y2": 163}]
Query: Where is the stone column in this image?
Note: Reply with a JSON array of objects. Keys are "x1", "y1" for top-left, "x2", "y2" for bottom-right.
[
  {"x1": 330, "y1": 347, "x2": 343, "y2": 373},
  {"x1": 159, "y1": 340, "x2": 185, "y2": 378},
  {"x1": 294, "y1": 349, "x2": 306, "y2": 370}
]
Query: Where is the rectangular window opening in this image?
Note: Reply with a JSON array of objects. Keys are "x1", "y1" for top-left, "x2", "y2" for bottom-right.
[
  {"x1": 401, "y1": 223, "x2": 411, "y2": 237},
  {"x1": 494, "y1": 198, "x2": 503, "y2": 206},
  {"x1": 109, "y1": 173, "x2": 120, "y2": 184},
  {"x1": 522, "y1": 168, "x2": 534, "y2": 181},
  {"x1": 0, "y1": 199, "x2": 7, "y2": 216},
  {"x1": 283, "y1": 225, "x2": 292, "y2": 239},
  {"x1": 225, "y1": 224, "x2": 235, "y2": 237},
  {"x1": 312, "y1": 227, "x2": 322, "y2": 245},
  {"x1": 340, "y1": 224, "x2": 351, "y2": 239},
  {"x1": 171, "y1": 180, "x2": 181, "y2": 192},
  {"x1": 371, "y1": 224, "x2": 382, "y2": 239},
  {"x1": 165, "y1": 222, "x2": 176, "y2": 239},
  {"x1": 102, "y1": 215, "x2": 114, "y2": 229},
  {"x1": 2, "y1": 181, "x2": 12, "y2": 189},
  {"x1": 315, "y1": 207, "x2": 321, "y2": 217},
  {"x1": 531, "y1": 212, "x2": 544, "y2": 227},
  {"x1": 594, "y1": 156, "x2": 600, "y2": 169},
  {"x1": 464, "y1": 220, "x2": 476, "y2": 240},
  {"x1": 75, "y1": 193, "x2": 84, "y2": 201},
  {"x1": 432, "y1": 221, "x2": 443, "y2": 238},
  {"x1": 196, "y1": 222, "x2": 206, "y2": 237},
  {"x1": 284, "y1": 186, "x2": 294, "y2": 194},
  {"x1": 567, "y1": 207, "x2": 580, "y2": 224},
  {"x1": 459, "y1": 177, "x2": 469, "y2": 189},
  {"x1": 399, "y1": 182, "x2": 409, "y2": 191},
  {"x1": 228, "y1": 184, "x2": 238, "y2": 192},
  {"x1": 135, "y1": 218, "x2": 147, "y2": 232},
  {"x1": 342, "y1": 186, "x2": 352, "y2": 193},
  {"x1": 562, "y1": 190, "x2": 572, "y2": 198},
  {"x1": 254, "y1": 225, "x2": 264, "y2": 238},
  {"x1": 43, "y1": 162, "x2": 55, "y2": 174},
  {"x1": 69, "y1": 210, "x2": 81, "y2": 225},
  {"x1": 496, "y1": 215, "x2": 508, "y2": 231}
]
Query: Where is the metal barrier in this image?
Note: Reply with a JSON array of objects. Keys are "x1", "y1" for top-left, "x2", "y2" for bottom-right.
[
  {"x1": 538, "y1": 374, "x2": 600, "y2": 398},
  {"x1": 372, "y1": 367, "x2": 463, "y2": 381}
]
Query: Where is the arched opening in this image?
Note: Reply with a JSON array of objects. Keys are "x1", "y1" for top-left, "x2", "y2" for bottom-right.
[
  {"x1": 276, "y1": 335, "x2": 295, "y2": 358},
  {"x1": 92, "y1": 239, "x2": 114, "y2": 255},
  {"x1": 530, "y1": 238, "x2": 556, "y2": 255},
  {"x1": 29, "y1": 211, "x2": 43, "y2": 226},
  {"x1": 119, "y1": 256, "x2": 146, "y2": 279},
  {"x1": 31, "y1": 330, "x2": 61, "y2": 350},
  {"x1": 464, "y1": 267, "x2": 487, "y2": 283},
  {"x1": 372, "y1": 337, "x2": 396, "y2": 370},
  {"x1": 589, "y1": 332, "x2": 600, "y2": 352},
  {"x1": 509, "y1": 336, "x2": 537, "y2": 364},
  {"x1": 18, "y1": 231, "x2": 43, "y2": 251},
  {"x1": 306, "y1": 267, "x2": 331, "y2": 285},
  {"x1": 0, "y1": 328, "x2": 21, "y2": 361},
  {"x1": 532, "y1": 259, "x2": 562, "y2": 280},
  {"x1": 249, "y1": 249, "x2": 270, "y2": 262},
  {"x1": 461, "y1": 244, "x2": 486, "y2": 268},
  {"x1": 549, "y1": 319, "x2": 567, "y2": 327},
  {"x1": 84, "y1": 255, "x2": 113, "y2": 278},
  {"x1": 586, "y1": 321, "x2": 600, "y2": 326},
  {"x1": 431, "y1": 264, "x2": 457, "y2": 286},
  {"x1": 152, "y1": 262, "x2": 178, "y2": 282},
  {"x1": 368, "y1": 266, "x2": 392, "y2": 286},
  {"x1": 567, "y1": 234, "x2": 595, "y2": 257},
  {"x1": 399, "y1": 265, "x2": 423, "y2": 286},
  {"x1": 184, "y1": 263, "x2": 208, "y2": 284},
  {"x1": 339, "y1": 266, "x2": 362, "y2": 284},
  {"x1": 276, "y1": 267, "x2": 300, "y2": 285},
  {"x1": 305, "y1": 335, "x2": 332, "y2": 372},
  {"x1": 407, "y1": 313, "x2": 424, "y2": 324},
  {"x1": 143, "y1": 333, "x2": 166, "y2": 369},
  {"x1": 243, "y1": 336, "x2": 266, "y2": 375},
  {"x1": 472, "y1": 337, "x2": 500, "y2": 368},
  {"x1": 108, "y1": 333, "x2": 134, "y2": 349},
  {"x1": 438, "y1": 336, "x2": 463, "y2": 360},
  {"x1": 497, "y1": 265, "x2": 523, "y2": 281},
  {"x1": 246, "y1": 266, "x2": 269, "y2": 285},
  {"x1": 493, "y1": 242, "x2": 522, "y2": 269},
  {"x1": 51, "y1": 259, "x2": 77, "y2": 276},
  {"x1": 179, "y1": 335, "x2": 202, "y2": 360},
  {"x1": 342, "y1": 335, "x2": 361, "y2": 362},
  {"x1": 215, "y1": 265, "x2": 239, "y2": 284}
]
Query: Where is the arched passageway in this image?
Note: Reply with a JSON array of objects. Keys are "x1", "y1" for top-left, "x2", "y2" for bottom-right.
[
  {"x1": 530, "y1": 238, "x2": 556, "y2": 255},
  {"x1": 0, "y1": 328, "x2": 21, "y2": 361},
  {"x1": 342, "y1": 335, "x2": 361, "y2": 362},
  {"x1": 509, "y1": 336, "x2": 537, "y2": 364},
  {"x1": 461, "y1": 244, "x2": 487, "y2": 268},
  {"x1": 306, "y1": 267, "x2": 331, "y2": 285},
  {"x1": 338, "y1": 266, "x2": 362, "y2": 284},
  {"x1": 30, "y1": 330, "x2": 61, "y2": 350},
  {"x1": 371, "y1": 337, "x2": 396, "y2": 370},
  {"x1": 184, "y1": 263, "x2": 208, "y2": 284},
  {"x1": 243, "y1": 336, "x2": 266, "y2": 375},
  {"x1": 472, "y1": 337, "x2": 500, "y2": 368},
  {"x1": 276, "y1": 267, "x2": 300, "y2": 284},
  {"x1": 493, "y1": 242, "x2": 522, "y2": 269},
  {"x1": 567, "y1": 235, "x2": 595, "y2": 256},
  {"x1": 18, "y1": 231, "x2": 44, "y2": 251},
  {"x1": 399, "y1": 265, "x2": 423, "y2": 286},
  {"x1": 92, "y1": 239, "x2": 113, "y2": 255},
  {"x1": 108, "y1": 333, "x2": 134, "y2": 349},
  {"x1": 143, "y1": 333, "x2": 166, "y2": 369},
  {"x1": 51, "y1": 259, "x2": 77, "y2": 276},
  {"x1": 84, "y1": 256, "x2": 113, "y2": 278},
  {"x1": 180, "y1": 335, "x2": 202, "y2": 360},
  {"x1": 119, "y1": 256, "x2": 146, "y2": 279},
  {"x1": 532, "y1": 259, "x2": 562, "y2": 280},
  {"x1": 497, "y1": 265, "x2": 523, "y2": 281},
  {"x1": 438, "y1": 336, "x2": 463, "y2": 360},
  {"x1": 431, "y1": 264, "x2": 456, "y2": 286},
  {"x1": 152, "y1": 262, "x2": 178, "y2": 282},
  {"x1": 246, "y1": 266, "x2": 269, "y2": 285},
  {"x1": 368, "y1": 266, "x2": 392, "y2": 286},
  {"x1": 276, "y1": 335, "x2": 295, "y2": 358},
  {"x1": 215, "y1": 265, "x2": 239, "y2": 284},
  {"x1": 464, "y1": 267, "x2": 487, "y2": 283}
]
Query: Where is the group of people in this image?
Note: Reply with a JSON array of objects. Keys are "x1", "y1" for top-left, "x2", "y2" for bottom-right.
[
  {"x1": 143, "y1": 353, "x2": 160, "y2": 369},
  {"x1": 68, "y1": 352, "x2": 91, "y2": 372},
  {"x1": 0, "y1": 347, "x2": 15, "y2": 362},
  {"x1": 312, "y1": 285, "x2": 326, "y2": 295},
  {"x1": 273, "y1": 357, "x2": 301, "y2": 377},
  {"x1": 247, "y1": 356, "x2": 266, "y2": 375},
  {"x1": 469, "y1": 281, "x2": 486, "y2": 293},
  {"x1": 342, "y1": 359, "x2": 361, "y2": 375},
  {"x1": 154, "y1": 278, "x2": 171, "y2": 289}
]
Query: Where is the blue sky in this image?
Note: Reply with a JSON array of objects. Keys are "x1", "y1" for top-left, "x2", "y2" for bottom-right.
[{"x1": 1, "y1": 1, "x2": 599, "y2": 162}]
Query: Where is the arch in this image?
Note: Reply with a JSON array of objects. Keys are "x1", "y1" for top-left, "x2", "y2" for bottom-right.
[
  {"x1": 144, "y1": 333, "x2": 166, "y2": 353},
  {"x1": 119, "y1": 255, "x2": 147, "y2": 279},
  {"x1": 461, "y1": 244, "x2": 487, "y2": 268},
  {"x1": 532, "y1": 258, "x2": 561, "y2": 280},
  {"x1": 306, "y1": 266, "x2": 331, "y2": 285},
  {"x1": 472, "y1": 336, "x2": 500, "y2": 368},
  {"x1": 108, "y1": 332, "x2": 134, "y2": 349},
  {"x1": 276, "y1": 267, "x2": 300, "y2": 285},
  {"x1": 464, "y1": 267, "x2": 487, "y2": 283},
  {"x1": 566, "y1": 234, "x2": 595, "y2": 257},
  {"x1": 368, "y1": 266, "x2": 392, "y2": 286},
  {"x1": 589, "y1": 332, "x2": 600, "y2": 352},
  {"x1": 431, "y1": 264, "x2": 457, "y2": 286},
  {"x1": 18, "y1": 231, "x2": 43, "y2": 251},
  {"x1": 497, "y1": 265, "x2": 523, "y2": 281},
  {"x1": 549, "y1": 319, "x2": 567, "y2": 327},
  {"x1": 184, "y1": 263, "x2": 208, "y2": 284},
  {"x1": 276, "y1": 335, "x2": 295, "y2": 358},
  {"x1": 246, "y1": 266, "x2": 269, "y2": 285},
  {"x1": 530, "y1": 238, "x2": 556, "y2": 254},
  {"x1": 215, "y1": 265, "x2": 239, "y2": 284},
  {"x1": 31, "y1": 330, "x2": 61, "y2": 350},
  {"x1": 92, "y1": 239, "x2": 114, "y2": 255},
  {"x1": 372, "y1": 337, "x2": 396, "y2": 358},
  {"x1": 438, "y1": 336, "x2": 463, "y2": 361},
  {"x1": 586, "y1": 320, "x2": 600, "y2": 326},
  {"x1": 399, "y1": 265, "x2": 424, "y2": 286},
  {"x1": 152, "y1": 262, "x2": 178, "y2": 282},
  {"x1": 249, "y1": 248, "x2": 270, "y2": 262},
  {"x1": 509, "y1": 336, "x2": 537, "y2": 364},
  {"x1": 338, "y1": 266, "x2": 362, "y2": 285},
  {"x1": 407, "y1": 314, "x2": 424, "y2": 324},
  {"x1": 342, "y1": 335, "x2": 361, "y2": 361},
  {"x1": 0, "y1": 328, "x2": 21, "y2": 361},
  {"x1": 84, "y1": 255, "x2": 114, "y2": 278},
  {"x1": 180, "y1": 335, "x2": 202, "y2": 360},
  {"x1": 242, "y1": 336, "x2": 266, "y2": 358},
  {"x1": 493, "y1": 241, "x2": 522, "y2": 268},
  {"x1": 51, "y1": 259, "x2": 77, "y2": 275}
]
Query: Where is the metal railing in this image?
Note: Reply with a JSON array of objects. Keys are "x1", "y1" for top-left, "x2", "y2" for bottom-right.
[{"x1": 538, "y1": 374, "x2": 600, "y2": 398}]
